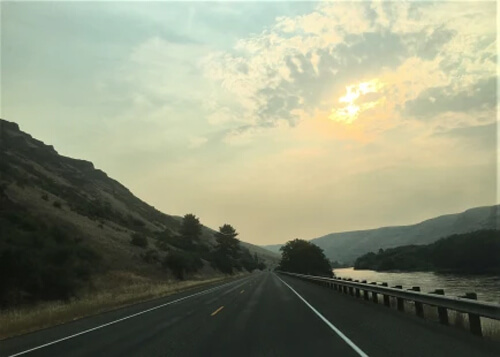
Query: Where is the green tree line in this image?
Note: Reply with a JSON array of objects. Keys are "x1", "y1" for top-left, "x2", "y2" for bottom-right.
[
  {"x1": 148, "y1": 214, "x2": 266, "y2": 279},
  {"x1": 354, "y1": 229, "x2": 500, "y2": 274}
]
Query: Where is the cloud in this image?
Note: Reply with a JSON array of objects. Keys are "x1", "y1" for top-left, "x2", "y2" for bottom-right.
[
  {"x1": 201, "y1": 1, "x2": 496, "y2": 143},
  {"x1": 435, "y1": 122, "x2": 497, "y2": 152},
  {"x1": 189, "y1": 136, "x2": 208, "y2": 148},
  {"x1": 413, "y1": 27, "x2": 456, "y2": 60},
  {"x1": 404, "y1": 77, "x2": 497, "y2": 117}
]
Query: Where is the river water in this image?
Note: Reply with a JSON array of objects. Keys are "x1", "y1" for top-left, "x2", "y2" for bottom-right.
[{"x1": 333, "y1": 268, "x2": 500, "y2": 304}]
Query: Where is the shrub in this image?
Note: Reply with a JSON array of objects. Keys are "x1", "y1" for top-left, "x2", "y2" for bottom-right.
[
  {"x1": 154, "y1": 230, "x2": 172, "y2": 251},
  {"x1": 211, "y1": 249, "x2": 236, "y2": 274},
  {"x1": 163, "y1": 251, "x2": 203, "y2": 280},
  {"x1": 41, "y1": 193, "x2": 49, "y2": 201},
  {"x1": 141, "y1": 249, "x2": 160, "y2": 264},
  {"x1": 53, "y1": 201, "x2": 62, "y2": 209},
  {"x1": 130, "y1": 233, "x2": 148, "y2": 248},
  {"x1": 154, "y1": 230, "x2": 198, "y2": 251},
  {"x1": 0, "y1": 209, "x2": 101, "y2": 307},
  {"x1": 240, "y1": 248, "x2": 259, "y2": 272}
]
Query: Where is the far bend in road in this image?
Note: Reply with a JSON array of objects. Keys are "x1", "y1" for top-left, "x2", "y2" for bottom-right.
[{"x1": 1, "y1": 272, "x2": 500, "y2": 357}]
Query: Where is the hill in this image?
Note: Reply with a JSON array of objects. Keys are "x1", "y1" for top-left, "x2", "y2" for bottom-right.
[
  {"x1": 263, "y1": 205, "x2": 499, "y2": 264},
  {"x1": 354, "y1": 230, "x2": 500, "y2": 274},
  {"x1": 0, "y1": 118, "x2": 278, "y2": 307}
]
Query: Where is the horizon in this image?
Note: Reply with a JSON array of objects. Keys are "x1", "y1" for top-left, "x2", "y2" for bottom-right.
[{"x1": 2, "y1": 1, "x2": 498, "y2": 246}]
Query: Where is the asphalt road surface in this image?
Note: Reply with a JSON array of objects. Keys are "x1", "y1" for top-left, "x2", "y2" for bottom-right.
[{"x1": 2, "y1": 272, "x2": 500, "y2": 357}]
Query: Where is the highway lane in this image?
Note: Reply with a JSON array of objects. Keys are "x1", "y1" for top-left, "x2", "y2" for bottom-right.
[
  {"x1": 277, "y1": 274, "x2": 500, "y2": 357},
  {"x1": 1, "y1": 272, "x2": 500, "y2": 357}
]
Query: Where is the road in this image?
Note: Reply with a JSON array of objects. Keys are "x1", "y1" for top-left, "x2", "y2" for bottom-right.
[{"x1": 1, "y1": 272, "x2": 500, "y2": 357}]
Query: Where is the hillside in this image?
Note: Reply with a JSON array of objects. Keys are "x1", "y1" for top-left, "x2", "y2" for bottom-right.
[
  {"x1": 354, "y1": 230, "x2": 500, "y2": 274},
  {"x1": 263, "y1": 205, "x2": 499, "y2": 264},
  {"x1": 0, "y1": 118, "x2": 278, "y2": 306}
]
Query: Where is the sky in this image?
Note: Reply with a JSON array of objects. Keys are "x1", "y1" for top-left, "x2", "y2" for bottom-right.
[{"x1": 1, "y1": 0, "x2": 498, "y2": 245}]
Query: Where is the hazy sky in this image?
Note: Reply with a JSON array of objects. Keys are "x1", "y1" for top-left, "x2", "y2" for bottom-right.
[{"x1": 2, "y1": 1, "x2": 498, "y2": 245}]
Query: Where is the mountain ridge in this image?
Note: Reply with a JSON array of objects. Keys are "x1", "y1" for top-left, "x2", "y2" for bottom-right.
[
  {"x1": 263, "y1": 204, "x2": 499, "y2": 264},
  {"x1": 0, "y1": 118, "x2": 278, "y2": 286}
]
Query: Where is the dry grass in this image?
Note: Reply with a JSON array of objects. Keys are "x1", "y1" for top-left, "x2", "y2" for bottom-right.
[{"x1": 0, "y1": 271, "x2": 247, "y2": 340}]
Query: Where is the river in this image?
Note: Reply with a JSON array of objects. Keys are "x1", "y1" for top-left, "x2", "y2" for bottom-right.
[{"x1": 333, "y1": 268, "x2": 500, "y2": 304}]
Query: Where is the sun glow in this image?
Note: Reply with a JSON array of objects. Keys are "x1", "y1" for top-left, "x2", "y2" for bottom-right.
[{"x1": 329, "y1": 79, "x2": 383, "y2": 124}]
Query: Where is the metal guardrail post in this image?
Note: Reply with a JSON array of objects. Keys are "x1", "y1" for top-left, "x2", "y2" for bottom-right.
[
  {"x1": 462, "y1": 293, "x2": 482, "y2": 336},
  {"x1": 354, "y1": 280, "x2": 361, "y2": 298},
  {"x1": 393, "y1": 286, "x2": 405, "y2": 311},
  {"x1": 381, "y1": 283, "x2": 391, "y2": 307},
  {"x1": 362, "y1": 280, "x2": 369, "y2": 300},
  {"x1": 370, "y1": 282, "x2": 378, "y2": 303},
  {"x1": 432, "y1": 289, "x2": 449, "y2": 325},
  {"x1": 410, "y1": 287, "x2": 424, "y2": 318},
  {"x1": 347, "y1": 279, "x2": 354, "y2": 296}
]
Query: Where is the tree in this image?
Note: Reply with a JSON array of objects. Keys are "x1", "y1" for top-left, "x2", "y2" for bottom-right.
[
  {"x1": 212, "y1": 224, "x2": 240, "y2": 274},
  {"x1": 278, "y1": 239, "x2": 333, "y2": 277},
  {"x1": 180, "y1": 214, "x2": 202, "y2": 245},
  {"x1": 214, "y1": 224, "x2": 240, "y2": 257}
]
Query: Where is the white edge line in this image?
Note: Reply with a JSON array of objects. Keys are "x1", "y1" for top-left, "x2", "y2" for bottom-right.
[
  {"x1": 7, "y1": 276, "x2": 251, "y2": 357},
  {"x1": 274, "y1": 273, "x2": 370, "y2": 357}
]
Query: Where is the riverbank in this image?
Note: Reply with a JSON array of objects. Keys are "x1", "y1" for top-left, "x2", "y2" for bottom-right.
[
  {"x1": 333, "y1": 267, "x2": 500, "y2": 341},
  {"x1": 352, "y1": 266, "x2": 500, "y2": 275},
  {"x1": 333, "y1": 268, "x2": 500, "y2": 303}
]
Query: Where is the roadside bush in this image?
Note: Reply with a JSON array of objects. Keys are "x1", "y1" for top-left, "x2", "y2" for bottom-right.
[
  {"x1": 211, "y1": 250, "x2": 232, "y2": 274},
  {"x1": 154, "y1": 230, "x2": 199, "y2": 251},
  {"x1": 0, "y1": 209, "x2": 101, "y2": 307},
  {"x1": 130, "y1": 233, "x2": 148, "y2": 248},
  {"x1": 141, "y1": 249, "x2": 160, "y2": 264},
  {"x1": 154, "y1": 230, "x2": 172, "y2": 251},
  {"x1": 162, "y1": 251, "x2": 203, "y2": 280},
  {"x1": 240, "y1": 248, "x2": 259, "y2": 272}
]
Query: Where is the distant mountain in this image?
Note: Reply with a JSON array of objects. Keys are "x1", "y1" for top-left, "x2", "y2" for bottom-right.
[
  {"x1": 263, "y1": 205, "x2": 499, "y2": 264},
  {"x1": 0, "y1": 119, "x2": 278, "y2": 305}
]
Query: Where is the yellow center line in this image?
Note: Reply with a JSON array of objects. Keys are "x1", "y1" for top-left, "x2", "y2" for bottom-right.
[
  {"x1": 240, "y1": 290, "x2": 245, "y2": 294},
  {"x1": 210, "y1": 306, "x2": 224, "y2": 316}
]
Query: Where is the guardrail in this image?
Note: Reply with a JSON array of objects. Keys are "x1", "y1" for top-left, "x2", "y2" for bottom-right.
[{"x1": 277, "y1": 271, "x2": 500, "y2": 337}]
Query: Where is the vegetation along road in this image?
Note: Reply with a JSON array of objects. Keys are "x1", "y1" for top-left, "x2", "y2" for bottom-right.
[{"x1": 2, "y1": 272, "x2": 500, "y2": 357}]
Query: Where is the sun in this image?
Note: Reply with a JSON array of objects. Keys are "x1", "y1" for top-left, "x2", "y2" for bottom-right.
[{"x1": 329, "y1": 79, "x2": 383, "y2": 124}]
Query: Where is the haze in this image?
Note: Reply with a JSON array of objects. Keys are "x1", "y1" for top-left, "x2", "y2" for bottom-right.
[{"x1": 2, "y1": 1, "x2": 497, "y2": 245}]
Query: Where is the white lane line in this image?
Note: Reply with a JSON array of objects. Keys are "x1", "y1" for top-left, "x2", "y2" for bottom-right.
[
  {"x1": 7, "y1": 277, "x2": 251, "y2": 357},
  {"x1": 275, "y1": 274, "x2": 370, "y2": 357}
]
